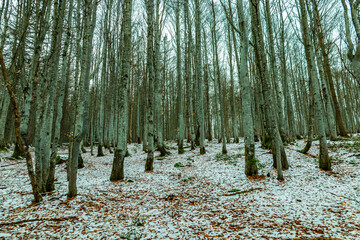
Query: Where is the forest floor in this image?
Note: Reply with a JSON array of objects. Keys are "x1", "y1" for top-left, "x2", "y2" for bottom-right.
[{"x1": 1, "y1": 137, "x2": 360, "y2": 240}]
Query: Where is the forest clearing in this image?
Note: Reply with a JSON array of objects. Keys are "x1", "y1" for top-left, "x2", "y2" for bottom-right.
[{"x1": 1, "y1": 138, "x2": 360, "y2": 239}]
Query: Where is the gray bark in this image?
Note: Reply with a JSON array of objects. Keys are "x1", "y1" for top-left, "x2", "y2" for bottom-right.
[
  {"x1": 176, "y1": 0, "x2": 184, "y2": 154},
  {"x1": 195, "y1": 0, "x2": 206, "y2": 154},
  {"x1": 236, "y1": 0, "x2": 258, "y2": 176},
  {"x1": 110, "y1": 0, "x2": 132, "y2": 181},
  {"x1": 145, "y1": 0, "x2": 155, "y2": 171},
  {"x1": 250, "y1": 0, "x2": 287, "y2": 180},
  {"x1": 68, "y1": 0, "x2": 98, "y2": 197},
  {"x1": 299, "y1": 0, "x2": 330, "y2": 170}
]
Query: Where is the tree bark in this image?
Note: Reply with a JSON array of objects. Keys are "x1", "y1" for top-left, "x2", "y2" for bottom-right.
[
  {"x1": 298, "y1": 0, "x2": 330, "y2": 170},
  {"x1": 110, "y1": 0, "x2": 132, "y2": 181},
  {"x1": 0, "y1": 47, "x2": 42, "y2": 203},
  {"x1": 145, "y1": 0, "x2": 155, "y2": 172}
]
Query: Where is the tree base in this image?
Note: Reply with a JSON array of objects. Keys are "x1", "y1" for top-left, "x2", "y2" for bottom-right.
[
  {"x1": 11, "y1": 143, "x2": 26, "y2": 159},
  {"x1": 125, "y1": 149, "x2": 131, "y2": 157},
  {"x1": 222, "y1": 146, "x2": 227, "y2": 155},
  {"x1": 81, "y1": 145, "x2": 87, "y2": 153},
  {"x1": 200, "y1": 147, "x2": 206, "y2": 155},
  {"x1": 145, "y1": 152, "x2": 154, "y2": 171},
  {"x1": 261, "y1": 135, "x2": 272, "y2": 150},
  {"x1": 245, "y1": 159, "x2": 258, "y2": 177},
  {"x1": 97, "y1": 144, "x2": 105, "y2": 157},
  {"x1": 158, "y1": 145, "x2": 170, "y2": 156},
  {"x1": 78, "y1": 153, "x2": 84, "y2": 169},
  {"x1": 110, "y1": 149, "x2": 125, "y2": 181},
  {"x1": 272, "y1": 145, "x2": 289, "y2": 170},
  {"x1": 299, "y1": 140, "x2": 312, "y2": 154}
]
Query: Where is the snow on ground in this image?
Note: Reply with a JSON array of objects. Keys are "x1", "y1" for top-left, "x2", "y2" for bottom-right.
[{"x1": 1, "y1": 138, "x2": 360, "y2": 239}]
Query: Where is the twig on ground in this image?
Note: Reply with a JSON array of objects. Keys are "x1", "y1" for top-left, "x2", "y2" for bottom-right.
[
  {"x1": 0, "y1": 216, "x2": 77, "y2": 226},
  {"x1": 329, "y1": 192, "x2": 360, "y2": 204}
]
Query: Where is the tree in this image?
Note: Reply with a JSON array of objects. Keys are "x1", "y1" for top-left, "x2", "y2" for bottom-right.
[
  {"x1": 211, "y1": 0, "x2": 227, "y2": 154},
  {"x1": 298, "y1": 0, "x2": 330, "y2": 170},
  {"x1": 0, "y1": 47, "x2": 42, "y2": 203},
  {"x1": 68, "y1": 0, "x2": 98, "y2": 197},
  {"x1": 176, "y1": 0, "x2": 185, "y2": 154},
  {"x1": 145, "y1": 0, "x2": 155, "y2": 172},
  {"x1": 249, "y1": 0, "x2": 287, "y2": 180},
  {"x1": 341, "y1": 0, "x2": 360, "y2": 86},
  {"x1": 236, "y1": 0, "x2": 258, "y2": 176},
  {"x1": 195, "y1": 0, "x2": 206, "y2": 154},
  {"x1": 110, "y1": 0, "x2": 133, "y2": 181}
]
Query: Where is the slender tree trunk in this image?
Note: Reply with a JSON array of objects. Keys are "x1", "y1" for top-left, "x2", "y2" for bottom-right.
[
  {"x1": 250, "y1": 0, "x2": 287, "y2": 180},
  {"x1": 176, "y1": 0, "x2": 184, "y2": 154},
  {"x1": 184, "y1": 0, "x2": 195, "y2": 149},
  {"x1": 47, "y1": 0, "x2": 74, "y2": 192},
  {"x1": 264, "y1": 0, "x2": 288, "y2": 143},
  {"x1": 145, "y1": 0, "x2": 155, "y2": 172},
  {"x1": 68, "y1": 0, "x2": 97, "y2": 197},
  {"x1": 235, "y1": 0, "x2": 258, "y2": 176},
  {"x1": 0, "y1": 48, "x2": 42, "y2": 203},
  {"x1": 298, "y1": 0, "x2": 330, "y2": 170},
  {"x1": 312, "y1": 0, "x2": 347, "y2": 137},
  {"x1": 227, "y1": 23, "x2": 239, "y2": 143},
  {"x1": 211, "y1": 0, "x2": 227, "y2": 154},
  {"x1": 110, "y1": 0, "x2": 132, "y2": 181},
  {"x1": 195, "y1": 0, "x2": 205, "y2": 154}
]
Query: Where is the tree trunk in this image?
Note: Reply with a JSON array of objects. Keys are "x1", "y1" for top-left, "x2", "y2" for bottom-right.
[
  {"x1": 195, "y1": 0, "x2": 205, "y2": 155},
  {"x1": 298, "y1": 0, "x2": 330, "y2": 170},
  {"x1": 211, "y1": 0, "x2": 227, "y2": 154},
  {"x1": 145, "y1": 0, "x2": 155, "y2": 172},
  {"x1": 176, "y1": 0, "x2": 184, "y2": 154},
  {"x1": 0, "y1": 47, "x2": 42, "y2": 203},
  {"x1": 68, "y1": 0, "x2": 97, "y2": 197},
  {"x1": 249, "y1": 0, "x2": 287, "y2": 180},
  {"x1": 110, "y1": 0, "x2": 132, "y2": 181}
]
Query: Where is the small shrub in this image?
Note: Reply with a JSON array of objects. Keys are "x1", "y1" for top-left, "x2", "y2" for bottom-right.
[
  {"x1": 174, "y1": 162, "x2": 184, "y2": 168},
  {"x1": 258, "y1": 162, "x2": 266, "y2": 170},
  {"x1": 120, "y1": 228, "x2": 143, "y2": 240},
  {"x1": 183, "y1": 177, "x2": 192, "y2": 182},
  {"x1": 132, "y1": 216, "x2": 147, "y2": 227}
]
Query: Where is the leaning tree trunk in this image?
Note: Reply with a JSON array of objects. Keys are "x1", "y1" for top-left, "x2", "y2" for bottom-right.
[
  {"x1": 250, "y1": 0, "x2": 287, "y2": 180},
  {"x1": 312, "y1": 0, "x2": 347, "y2": 137},
  {"x1": 299, "y1": 0, "x2": 330, "y2": 170},
  {"x1": 264, "y1": 0, "x2": 288, "y2": 143},
  {"x1": 0, "y1": 47, "x2": 42, "y2": 203},
  {"x1": 341, "y1": 0, "x2": 360, "y2": 91}
]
